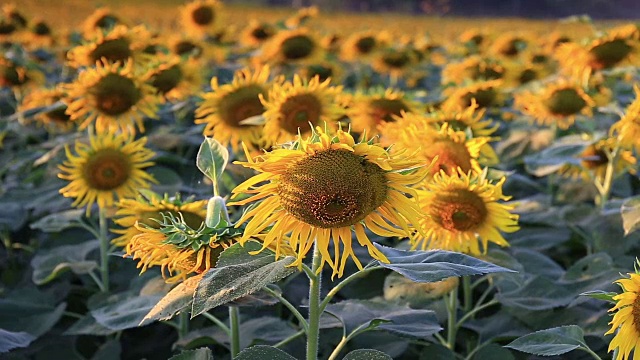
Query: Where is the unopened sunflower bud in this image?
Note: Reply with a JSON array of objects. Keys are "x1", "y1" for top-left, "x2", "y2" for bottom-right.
[{"x1": 205, "y1": 196, "x2": 230, "y2": 228}]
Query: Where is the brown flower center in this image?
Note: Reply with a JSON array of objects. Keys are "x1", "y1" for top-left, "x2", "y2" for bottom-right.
[
  {"x1": 94, "y1": 14, "x2": 120, "y2": 30},
  {"x1": 518, "y1": 68, "x2": 538, "y2": 84},
  {"x1": 499, "y1": 38, "x2": 526, "y2": 57},
  {"x1": 579, "y1": 145, "x2": 608, "y2": 170},
  {"x1": 370, "y1": 98, "x2": 410, "y2": 124},
  {"x1": 461, "y1": 88, "x2": 496, "y2": 108},
  {"x1": 381, "y1": 50, "x2": 411, "y2": 69},
  {"x1": 278, "y1": 149, "x2": 388, "y2": 228},
  {"x1": 355, "y1": 36, "x2": 376, "y2": 54},
  {"x1": 191, "y1": 6, "x2": 214, "y2": 26},
  {"x1": 425, "y1": 139, "x2": 473, "y2": 175},
  {"x1": 544, "y1": 88, "x2": 587, "y2": 116},
  {"x1": 279, "y1": 94, "x2": 322, "y2": 135},
  {"x1": 32, "y1": 22, "x2": 51, "y2": 36},
  {"x1": 173, "y1": 41, "x2": 202, "y2": 57},
  {"x1": 281, "y1": 35, "x2": 315, "y2": 60},
  {"x1": 90, "y1": 38, "x2": 132, "y2": 64},
  {"x1": 92, "y1": 73, "x2": 141, "y2": 116},
  {"x1": 305, "y1": 64, "x2": 333, "y2": 82},
  {"x1": 0, "y1": 64, "x2": 26, "y2": 87},
  {"x1": 219, "y1": 84, "x2": 265, "y2": 128},
  {"x1": 0, "y1": 21, "x2": 16, "y2": 36},
  {"x1": 151, "y1": 65, "x2": 183, "y2": 94},
  {"x1": 431, "y1": 189, "x2": 488, "y2": 232},
  {"x1": 471, "y1": 64, "x2": 503, "y2": 81},
  {"x1": 251, "y1": 25, "x2": 273, "y2": 41},
  {"x1": 83, "y1": 149, "x2": 131, "y2": 190},
  {"x1": 632, "y1": 292, "x2": 640, "y2": 334},
  {"x1": 589, "y1": 39, "x2": 632, "y2": 69}
]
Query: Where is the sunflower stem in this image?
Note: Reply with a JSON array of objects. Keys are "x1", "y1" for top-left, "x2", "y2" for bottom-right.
[
  {"x1": 306, "y1": 241, "x2": 322, "y2": 360},
  {"x1": 178, "y1": 311, "x2": 189, "y2": 340},
  {"x1": 595, "y1": 146, "x2": 619, "y2": 210},
  {"x1": 462, "y1": 276, "x2": 472, "y2": 313},
  {"x1": 229, "y1": 306, "x2": 240, "y2": 358},
  {"x1": 320, "y1": 265, "x2": 381, "y2": 313},
  {"x1": 262, "y1": 286, "x2": 308, "y2": 332},
  {"x1": 582, "y1": 346, "x2": 603, "y2": 360},
  {"x1": 98, "y1": 206, "x2": 110, "y2": 293},
  {"x1": 446, "y1": 285, "x2": 459, "y2": 351}
]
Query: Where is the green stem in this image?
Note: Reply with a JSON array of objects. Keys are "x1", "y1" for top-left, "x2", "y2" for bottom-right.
[
  {"x1": 262, "y1": 286, "x2": 308, "y2": 332},
  {"x1": 178, "y1": 311, "x2": 189, "y2": 339},
  {"x1": 596, "y1": 147, "x2": 619, "y2": 209},
  {"x1": 88, "y1": 270, "x2": 106, "y2": 292},
  {"x1": 327, "y1": 323, "x2": 371, "y2": 360},
  {"x1": 229, "y1": 306, "x2": 241, "y2": 358},
  {"x1": 306, "y1": 242, "x2": 322, "y2": 360},
  {"x1": 446, "y1": 286, "x2": 459, "y2": 351},
  {"x1": 274, "y1": 329, "x2": 305, "y2": 348},
  {"x1": 98, "y1": 206, "x2": 109, "y2": 293},
  {"x1": 320, "y1": 265, "x2": 381, "y2": 313},
  {"x1": 456, "y1": 300, "x2": 499, "y2": 328},
  {"x1": 612, "y1": 347, "x2": 619, "y2": 360},
  {"x1": 582, "y1": 347, "x2": 603, "y2": 360},
  {"x1": 202, "y1": 312, "x2": 231, "y2": 336},
  {"x1": 462, "y1": 276, "x2": 472, "y2": 313}
]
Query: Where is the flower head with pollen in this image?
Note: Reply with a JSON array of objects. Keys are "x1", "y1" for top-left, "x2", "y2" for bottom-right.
[
  {"x1": 412, "y1": 170, "x2": 519, "y2": 255},
  {"x1": 147, "y1": 54, "x2": 201, "y2": 101},
  {"x1": 61, "y1": 60, "x2": 160, "y2": 135},
  {"x1": 261, "y1": 74, "x2": 344, "y2": 146},
  {"x1": 180, "y1": 0, "x2": 222, "y2": 38},
  {"x1": 112, "y1": 192, "x2": 207, "y2": 248},
  {"x1": 346, "y1": 88, "x2": 421, "y2": 137},
  {"x1": 259, "y1": 28, "x2": 322, "y2": 65},
  {"x1": 67, "y1": 25, "x2": 151, "y2": 68},
  {"x1": 514, "y1": 79, "x2": 596, "y2": 130},
  {"x1": 58, "y1": 131, "x2": 156, "y2": 213},
  {"x1": 606, "y1": 270, "x2": 640, "y2": 360},
  {"x1": 231, "y1": 128, "x2": 430, "y2": 278},
  {"x1": 195, "y1": 66, "x2": 280, "y2": 151}
]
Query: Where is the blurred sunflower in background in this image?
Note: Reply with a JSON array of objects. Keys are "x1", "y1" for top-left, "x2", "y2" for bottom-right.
[
  {"x1": 239, "y1": 19, "x2": 276, "y2": 48},
  {"x1": 611, "y1": 85, "x2": 640, "y2": 152},
  {"x1": 346, "y1": 88, "x2": 420, "y2": 136},
  {"x1": 261, "y1": 74, "x2": 344, "y2": 145},
  {"x1": 146, "y1": 54, "x2": 201, "y2": 101},
  {"x1": 489, "y1": 32, "x2": 532, "y2": 59},
  {"x1": 195, "y1": 66, "x2": 279, "y2": 151},
  {"x1": 340, "y1": 31, "x2": 390, "y2": 62},
  {"x1": 82, "y1": 7, "x2": 122, "y2": 38},
  {"x1": 514, "y1": 79, "x2": 595, "y2": 129},
  {"x1": 412, "y1": 170, "x2": 519, "y2": 255},
  {"x1": 371, "y1": 46, "x2": 417, "y2": 78},
  {"x1": 441, "y1": 79, "x2": 503, "y2": 110},
  {"x1": 442, "y1": 55, "x2": 505, "y2": 85},
  {"x1": 19, "y1": 88, "x2": 73, "y2": 132},
  {"x1": 58, "y1": 131, "x2": 156, "y2": 213},
  {"x1": 0, "y1": 56, "x2": 43, "y2": 90},
  {"x1": 61, "y1": 60, "x2": 160, "y2": 135},
  {"x1": 180, "y1": 0, "x2": 222, "y2": 38},
  {"x1": 299, "y1": 62, "x2": 343, "y2": 83},
  {"x1": 560, "y1": 138, "x2": 636, "y2": 182},
  {"x1": 231, "y1": 128, "x2": 429, "y2": 278},
  {"x1": 67, "y1": 25, "x2": 151, "y2": 68},
  {"x1": 606, "y1": 271, "x2": 640, "y2": 360},
  {"x1": 259, "y1": 28, "x2": 323, "y2": 65},
  {"x1": 22, "y1": 18, "x2": 56, "y2": 49},
  {"x1": 284, "y1": 5, "x2": 319, "y2": 29},
  {"x1": 423, "y1": 100, "x2": 497, "y2": 137}
]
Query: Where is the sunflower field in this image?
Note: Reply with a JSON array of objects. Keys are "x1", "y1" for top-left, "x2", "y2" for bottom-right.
[{"x1": 2, "y1": 1, "x2": 640, "y2": 359}]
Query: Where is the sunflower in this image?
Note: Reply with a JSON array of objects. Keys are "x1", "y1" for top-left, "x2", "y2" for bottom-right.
[
  {"x1": 299, "y1": 61, "x2": 344, "y2": 83},
  {"x1": 442, "y1": 56, "x2": 505, "y2": 85},
  {"x1": 259, "y1": 28, "x2": 323, "y2": 65},
  {"x1": 2, "y1": 4, "x2": 27, "y2": 30},
  {"x1": 284, "y1": 6, "x2": 319, "y2": 29},
  {"x1": 81, "y1": 7, "x2": 123, "y2": 38},
  {"x1": 422, "y1": 99, "x2": 497, "y2": 137},
  {"x1": 340, "y1": 31, "x2": 390, "y2": 61},
  {"x1": 66, "y1": 24, "x2": 151, "y2": 68},
  {"x1": 180, "y1": 0, "x2": 222, "y2": 38},
  {"x1": 514, "y1": 79, "x2": 596, "y2": 129},
  {"x1": 61, "y1": 60, "x2": 160, "y2": 135},
  {"x1": 556, "y1": 24, "x2": 640, "y2": 81},
  {"x1": 23, "y1": 18, "x2": 55, "y2": 49},
  {"x1": 165, "y1": 33, "x2": 224, "y2": 63},
  {"x1": 502, "y1": 61, "x2": 551, "y2": 87},
  {"x1": 147, "y1": 54, "x2": 201, "y2": 101},
  {"x1": 239, "y1": 20, "x2": 276, "y2": 48},
  {"x1": 346, "y1": 88, "x2": 421, "y2": 137},
  {"x1": 489, "y1": 32, "x2": 533, "y2": 59},
  {"x1": 0, "y1": 56, "x2": 43, "y2": 89},
  {"x1": 606, "y1": 271, "x2": 640, "y2": 360},
  {"x1": 611, "y1": 85, "x2": 640, "y2": 152},
  {"x1": 411, "y1": 170, "x2": 519, "y2": 255},
  {"x1": 230, "y1": 128, "x2": 429, "y2": 278},
  {"x1": 112, "y1": 192, "x2": 207, "y2": 248},
  {"x1": 371, "y1": 46, "x2": 417, "y2": 78},
  {"x1": 20, "y1": 88, "x2": 73, "y2": 132},
  {"x1": 58, "y1": 131, "x2": 156, "y2": 213},
  {"x1": 441, "y1": 80, "x2": 504, "y2": 111},
  {"x1": 560, "y1": 138, "x2": 636, "y2": 183},
  {"x1": 261, "y1": 74, "x2": 344, "y2": 146},
  {"x1": 195, "y1": 66, "x2": 279, "y2": 151}
]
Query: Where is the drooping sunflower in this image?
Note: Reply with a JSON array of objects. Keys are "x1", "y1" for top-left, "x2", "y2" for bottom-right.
[
  {"x1": 239, "y1": 20, "x2": 276, "y2": 48},
  {"x1": 441, "y1": 79, "x2": 504, "y2": 111},
  {"x1": 441, "y1": 55, "x2": 505, "y2": 85},
  {"x1": 514, "y1": 79, "x2": 596, "y2": 129},
  {"x1": 82, "y1": 7, "x2": 122, "y2": 38},
  {"x1": 560, "y1": 137, "x2": 636, "y2": 183},
  {"x1": 259, "y1": 28, "x2": 323, "y2": 65},
  {"x1": 340, "y1": 31, "x2": 390, "y2": 62},
  {"x1": 0, "y1": 56, "x2": 43, "y2": 90},
  {"x1": 489, "y1": 32, "x2": 533, "y2": 59},
  {"x1": 20, "y1": 88, "x2": 73, "y2": 132},
  {"x1": 112, "y1": 192, "x2": 207, "y2": 248},
  {"x1": 611, "y1": 85, "x2": 640, "y2": 152},
  {"x1": 502, "y1": 61, "x2": 552, "y2": 87},
  {"x1": 606, "y1": 271, "x2": 640, "y2": 360},
  {"x1": 346, "y1": 88, "x2": 421, "y2": 137},
  {"x1": 556, "y1": 24, "x2": 640, "y2": 81},
  {"x1": 411, "y1": 170, "x2": 519, "y2": 255},
  {"x1": 230, "y1": 128, "x2": 430, "y2": 278},
  {"x1": 58, "y1": 131, "x2": 156, "y2": 212},
  {"x1": 146, "y1": 54, "x2": 201, "y2": 101},
  {"x1": 180, "y1": 0, "x2": 222, "y2": 38},
  {"x1": 422, "y1": 100, "x2": 497, "y2": 138},
  {"x1": 261, "y1": 74, "x2": 344, "y2": 146},
  {"x1": 195, "y1": 66, "x2": 279, "y2": 151},
  {"x1": 66, "y1": 24, "x2": 151, "y2": 68},
  {"x1": 61, "y1": 60, "x2": 160, "y2": 135}
]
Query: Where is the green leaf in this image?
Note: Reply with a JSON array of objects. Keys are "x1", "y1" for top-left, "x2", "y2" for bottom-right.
[
  {"x1": 0, "y1": 329, "x2": 36, "y2": 353},
  {"x1": 621, "y1": 195, "x2": 640, "y2": 235},
  {"x1": 64, "y1": 314, "x2": 115, "y2": 336},
  {"x1": 205, "y1": 196, "x2": 231, "y2": 229},
  {"x1": 0, "y1": 289, "x2": 67, "y2": 338},
  {"x1": 216, "y1": 241, "x2": 274, "y2": 267},
  {"x1": 29, "y1": 208, "x2": 85, "y2": 233},
  {"x1": 580, "y1": 290, "x2": 617, "y2": 303},
  {"x1": 30, "y1": 239, "x2": 100, "y2": 285},
  {"x1": 140, "y1": 274, "x2": 204, "y2": 326},
  {"x1": 523, "y1": 135, "x2": 586, "y2": 177},
  {"x1": 239, "y1": 316, "x2": 298, "y2": 349},
  {"x1": 496, "y1": 276, "x2": 575, "y2": 310},
  {"x1": 343, "y1": 349, "x2": 392, "y2": 360},
  {"x1": 472, "y1": 344, "x2": 514, "y2": 360},
  {"x1": 197, "y1": 137, "x2": 229, "y2": 186},
  {"x1": 234, "y1": 345, "x2": 296, "y2": 360},
  {"x1": 148, "y1": 166, "x2": 183, "y2": 194},
  {"x1": 374, "y1": 245, "x2": 516, "y2": 283},
  {"x1": 505, "y1": 325, "x2": 589, "y2": 356},
  {"x1": 191, "y1": 245, "x2": 296, "y2": 317},
  {"x1": 169, "y1": 348, "x2": 213, "y2": 360},
  {"x1": 92, "y1": 339, "x2": 122, "y2": 360},
  {"x1": 0, "y1": 202, "x2": 28, "y2": 232},
  {"x1": 90, "y1": 292, "x2": 163, "y2": 331}
]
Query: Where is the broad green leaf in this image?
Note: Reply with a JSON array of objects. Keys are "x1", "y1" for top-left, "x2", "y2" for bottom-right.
[
  {"x1": 191, "y1": 244, "x2": 296, "y2": 317},
  {"x1": 216, "y1": 241, "x2": 275, "y2": 267},
  {"x1": 29, "y1": 208, "x2": 85, "y2": 233},
  {"x1": 580, "y1": 290, "x2": 617, "y2": 303},
  {"x1": 30, "y1": 239, "x2": 100, "y2": 285},
  {"x1": 239, "y1": 316, "x2": 298, "y2": 349},
  {"x1": 140, "y1": 274, "x2": 204, "y2": 326},
  {"x1": 343, "y1": 349, "x2": 392, "y2": 360},
  {"x1": 0, "y1": 202, "x2": 28, "y2": 232},
  {"x1": 205, "y1": 196, "x2": 230, "y2": 229},
  {"x1": 621, "y1": 195, "x2": 640, "y2": 235},
  {"x1": 92, "y1": 339, "x2": 122, "y2": 360},
  {"x1": 374, "y1": 245, "x2": 515, "y2": 283},
  {"x1": 148, "y1": 166, "x2": 183, "y2": 194},
  {"x1": 91, "y1": 292, "x2": 163, "y2": 331},
  {"x1": 496, "y1": 276, "x2": 574, "y2": 310},
  {"x1": 473, "y1": 344, "x2": 514, "y2": 360},
  {"x1": 0, "y1": 289, "x2": 66, "y2": 338},
  {"x1": 523, "y1": 137, "x2": 586, "y2": 177},
  {"x1": 0, "y1": 329, "x2": 35, "y2": 353},
  {"x1": 505, "y1": 325, "x2": 588, "y2": 356},
  {"x1": 169, "y1": 348, "x2": 213, "y2": 360},
  {"x1": 234, "y1": 345, "x2": 296, "y2": 360},
  {"x1": 197, "y1": 137, "x2": 229, "y2": 186},
  {"x1": 64, "y1": 314, "x2": 115, "y2": 336}
]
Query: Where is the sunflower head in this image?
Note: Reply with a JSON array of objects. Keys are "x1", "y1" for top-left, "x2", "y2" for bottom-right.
[
  {"x1": 300, "y1": 62, "x2": 343, "y2": 83},
  {"x1": 180, "y1": 0, "x2": 222, "y2": 38},
  {"x1": 67, "y1": 25, "x2": 151, "y2": 68},
  {"x1": 422, "y1": 100, "x2": 497, "y2": 137},
  {"x1": 561, "y1": 138, "x2": 636, "y2": 182},
  {"x1": 82, "y1": 7, "x2": 122, "y2": 38},
  {"x1": 231, "y1": 127, "x2": 430, "y2": 277},
  {"x1": 58, "y1": 131, "x2": 156, "y2": 213},
  {"x1": 61, "y1": 60, "x2": 160, "y2": 135},
  {"x1": 441, "y1": 80, "x2": 503, "y2": 110},
  {"x1": 2, "y1": 4, "x2": 27, "y2": 29},
  {"x1": 20, "y1": 88, "x2": 73, "y2": 132},
  {"x1": 340, "y1": 31, "x2": 390, "y2": 61},
  {"x1": 489, "y1": 33, "x2": 531, "y2": 58},
  {"x1": 347, "y1": 88, "x2": 420, "y2": 136},
  {"x1": 284, "y1": 6, "x2": 319, "y2": 29},
  {"x1": 442, "y1": 56, "x2": 505, "y2": 85},
  {"x1": 147, "y1": 54, "x2": 201, "y2": 101},
  {"x1": 606, "y1": 271, "x2": 640, "y2": 360},
  {"x1": 0, "y1": 57, "x2": 30, "y2": 88},
  {"x1": 611, "y1": 85, "x2": 640, "y2": 152},
  {"x1": 261, "y1": 74, "x2": 344, "y2": 146},
  {"x1": 412, "y1": 170, "x2": 519, "y2": 255},
  {"x1": 260, "y1": 28, "x2": 322, "y2": 65},
  {"x1": 240, "y1": 20, "x2": 276, "y2": 47},
  {"x1": 371, "y1": 46, "x2": 417, "y2": 77}
]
